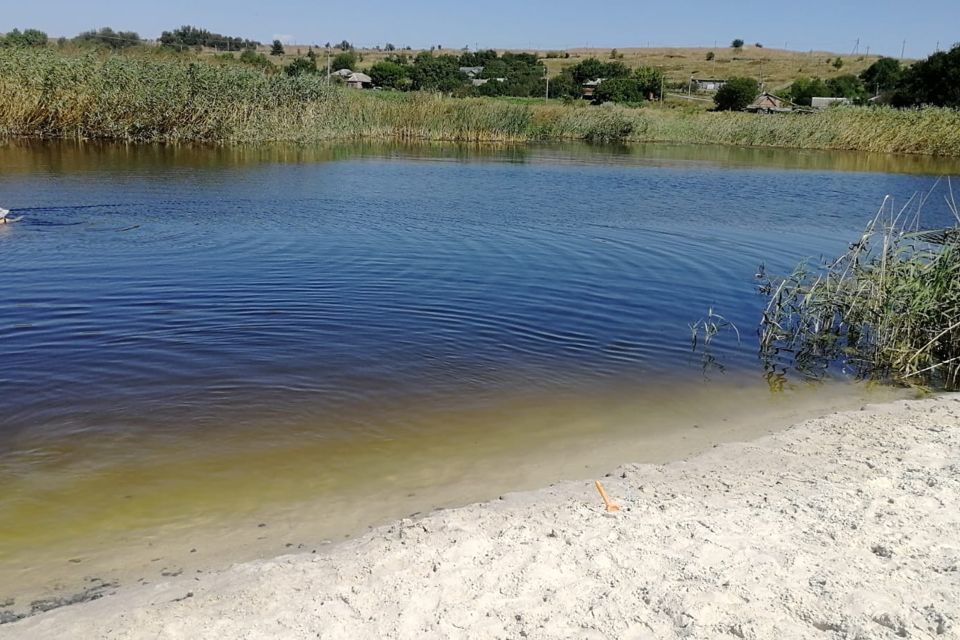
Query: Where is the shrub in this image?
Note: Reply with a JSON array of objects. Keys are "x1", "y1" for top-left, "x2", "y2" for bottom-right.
[
  {"x1": 731, "y1": 39, "x2": 744, "y2": 50},
  {"x1": 714, "y1": 76, "x2": 758, "y2": 110},
  {"x1": 74, "y1": 27, "x2": 141, "y2": 49},
  {"x1": 271, "y1": 40, "x2": 285, "y2": 56},
  {"x1": 593, "y1": 77, "x2": 644, "y2": 104},
  {"x1": 331, "y1": 52, "x2": 357, "y2": 71},
  {"x1": 0, "y1": 28, "x2": 48, "y2": 47},
  {"x1": 285, "y1": 57, "x2": 317, "y2": 77}
]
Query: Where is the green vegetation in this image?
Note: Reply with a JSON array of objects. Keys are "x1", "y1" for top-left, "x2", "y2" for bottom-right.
[
  {"x1": 270, "y1": 40, "x2": 285, "y2": 56},
  {"x1": 893, "y1": 43, "x2": 960, "y2": 108},
  {"x1": 1, "y1": 48, "x2": 959, "y2": 155},
  {"x1": 732, "y1": 39, "x2": 744, "y2": 50},
  {"x1": 784, "y1": 45, "x2": 960, "y2": 107},
  {"x1": 714, "y1": 77, "x2": 759, "y2": 111},
  {"x1": 592, "y1": 67, "x2": 664, "y2": 104},
  {"x1": 0, "y1": 28, "x2": 48, "y2": 47},
  {"x1": 284, "y1": 56, "x2": 317, "y2": 77},
  {"x1": 331, "y1": 51, "x2": 358, "y2": 71},
  {"x1": 758, "y1": 190, "x2": 960, "y2": 390},
  {"x1": 73, "y1": 27, "x2": 142, "y2": 49},
  {"x1": 159, "y1": 25, "x2": 258, "y2": 51},
  {"x1": 860, "y1": 57, "x2": 902, "y2": 93}
]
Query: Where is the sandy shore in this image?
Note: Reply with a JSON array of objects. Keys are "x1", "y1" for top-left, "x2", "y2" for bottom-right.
[{"x1": 2, "y1": 394, "x2": 958, "y2": 639}]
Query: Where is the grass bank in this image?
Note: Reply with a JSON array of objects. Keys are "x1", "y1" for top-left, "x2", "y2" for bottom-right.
[{"x1": 3, "y1": 49, "x2": 959, "y2": 155}]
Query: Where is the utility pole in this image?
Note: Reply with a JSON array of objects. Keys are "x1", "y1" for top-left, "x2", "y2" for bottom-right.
[
  {"x1": 900, "y1": 39, "x2": 906, "y2": 59},
  {"x1": 544, "y1": 65, "x2": 549, "y2": 103},
  {"x1": 326, "y1": 48, "x2": 331, "y2": 84},
  {"x1": 852, "y1": 38, "x2": 859, "y2": 56},
  {"x1": 660, "y1": 69, "x2": 664, "y2": 105}
]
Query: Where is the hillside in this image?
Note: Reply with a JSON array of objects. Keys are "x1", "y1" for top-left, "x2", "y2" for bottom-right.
[{"x1": 259, "y1": 44, "x2": 893, "y2": 92}]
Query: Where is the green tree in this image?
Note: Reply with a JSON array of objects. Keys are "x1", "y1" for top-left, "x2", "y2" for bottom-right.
[
  {"x1": 0, "y1": 28, "x2": 48, "y2": 47},
  {"x1": 458, "y1": 48, "x2": 498, "y2": 67},
  {"x1": 409, "y1": 52, "x2": 465, "y2": 92},
  {"x1": 237, "y1": 49, "x2": 275, "y2": 72},
  {"x1": 337, "y1": 40, "x2": 352, "y2": 51},
  {"x1": 593, "y1": 77, "x2": 644, "y2": 104},
  {"x1": 893, "y1": 43, "x2": 960, "y2": 108},
  {"x1": 385, "y1": 43, "x2": 396, "y2": 52},
  {"x1": 567, "y1": 58, "x2": 630, "y2": 85},
  {"x1": 832, "y1": 57, "x2": 844, "y2": 70},
  {"x1": 731, "y1": 39, "x2": 744, "y2": 50},
  {"x1": 160, "y1": 25, "x2": 257, "y2": 51},
  {"x1": 285, "y1": 56, "x2": 317, "y2": 76},
  {"x1": 633, "y1": 66, "x2": 665, "y2": 99},
  {"x1": 787, "y1": 77, "x2": 828, "y2": 106},
  {"x1": 330, "y1": 51, "x2": 357, "y2": 71},
  {"x1": 548, "y1": 73, "x2": 579, "y2": 99},
  {"x1": 74, "y1": 27, "x2": 141, "y2": 49},
  {"x1": 271, "y1": 40, "x2": 285, "y2": 56},
  {"x1": 714, "y1": 76, "x2": 758, "y2": 110},
  {"x1": 826, "y1": 74, "x2": 866, "y2": 101},
  {"x1": 369, "y1": 61, "x2": 410, "y2": 89},
  {"x1": 859, "y1": 57, "x2": 902, "y2": 94},
  {"x1": 705, "y1": 51, "x2": 715, "y2": 61}
]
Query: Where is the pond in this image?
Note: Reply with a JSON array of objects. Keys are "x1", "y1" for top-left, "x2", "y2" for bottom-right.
[{"x1": 1, "y1": 139, "x2": 957, "y2": 608}]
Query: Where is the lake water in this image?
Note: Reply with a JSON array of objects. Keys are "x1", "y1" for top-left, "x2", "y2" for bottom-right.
[{"x1": 1, "y1": 140, "x2": 958, "y2": 609}]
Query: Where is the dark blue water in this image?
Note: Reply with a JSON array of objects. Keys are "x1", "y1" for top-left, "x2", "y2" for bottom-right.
[{"x1": 1, "y1": 142, "x2": 957, "y2": 445}]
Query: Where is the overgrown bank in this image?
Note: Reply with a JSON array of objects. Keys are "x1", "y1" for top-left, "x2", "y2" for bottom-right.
[{"x1": 3, "y1": 49, "x2": 959, "y2": 155}]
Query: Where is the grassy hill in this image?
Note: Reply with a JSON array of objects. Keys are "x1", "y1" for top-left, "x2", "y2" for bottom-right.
[{"x1": 261, "y1": 44, "x2": 892, "y2": 93}]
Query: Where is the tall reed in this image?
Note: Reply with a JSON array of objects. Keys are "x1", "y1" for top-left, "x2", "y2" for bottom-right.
[
  {"x1": 759, "y1": 184, "x2": 960, "y2": 390},
  {"x1": 2, "y1": 48, "x2": 960, "y2": 155}
]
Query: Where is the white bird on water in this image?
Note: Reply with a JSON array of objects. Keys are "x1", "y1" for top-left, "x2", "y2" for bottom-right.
[{"x1": 0, "y1": 207, "x2": 23, "y2": 224}]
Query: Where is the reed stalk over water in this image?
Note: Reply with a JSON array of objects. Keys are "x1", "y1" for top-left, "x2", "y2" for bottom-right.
[
  {"x1": 759, "y1": 183, "x2": 960, "y2": 390},
  {"x1": 2, "y1": 48, "x2": 960, "y2": 155}
]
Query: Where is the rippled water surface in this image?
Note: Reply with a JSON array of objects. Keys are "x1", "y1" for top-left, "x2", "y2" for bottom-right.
[{"x1": 1, "y1": 140, "x2": 957, "y2": 604}]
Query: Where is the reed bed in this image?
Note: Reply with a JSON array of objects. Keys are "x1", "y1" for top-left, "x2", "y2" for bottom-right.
[
  {"x1": 758, "y1": 185, "x2": 960, "y2": 390},
  {"x1": 2, "y1": 48, "x2": 960, "y2": 155}
]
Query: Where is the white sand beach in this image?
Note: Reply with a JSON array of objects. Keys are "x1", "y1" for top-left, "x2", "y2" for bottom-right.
[{"x1": 2, "y1": 394, "x2": 958, "y2": 639}]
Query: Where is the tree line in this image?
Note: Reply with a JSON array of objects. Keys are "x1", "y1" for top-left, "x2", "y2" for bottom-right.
[
  {"x1": 713, "y1": 45, "x2": 960, "y2": 111},
  {"x1": 2, "y1": 26, "x2": 958, "y2": 110}
]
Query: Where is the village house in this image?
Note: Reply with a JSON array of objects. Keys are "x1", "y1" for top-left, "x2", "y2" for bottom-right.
[
  {"x1": 345, "y1": 72, "x2": 372, "y2": 89},
  {"x1": 459, "y1": 66, "x2": 484, "y2": 78},
  {"x1": 581, "y1": 79, "x2": 602, "y2": 98},
  {"x1": 811, "y1": 96, "x2": 851, "y2": 109},
  {"x1": 745, "y1": 92, "x2": 795, "y2": 113},
  {"x1": 329, "y1": 68, "x2": 372, "y2": 89},
  {"x1": 691, "y1": 78, "x2": 726, "y2": 92}
]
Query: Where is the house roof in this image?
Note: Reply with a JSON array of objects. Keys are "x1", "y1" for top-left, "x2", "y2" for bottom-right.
[
  {"x1": 459, "y1": 66, "x2": 484, "y2": 76},
  {"x1": 332, "y1": 68, "x2": 353, "y2": 77},
  {"x1": 347, "y1": 72, "x2": 372, "y2": 83}
]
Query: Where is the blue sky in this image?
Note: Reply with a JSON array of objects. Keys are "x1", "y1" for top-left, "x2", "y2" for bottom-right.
[{"x1": 3, "y1": 0, "x2": 956, "y2": 58}]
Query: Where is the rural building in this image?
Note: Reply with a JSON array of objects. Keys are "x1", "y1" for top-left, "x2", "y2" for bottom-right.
[
  {"x1": 691, "y1": 78, "x2": 726, "y2": 92},
  {"x1": 345, "y1": 72, "x2": 372, "y2": 89},
  {"x1": 331, "y1": 68, "x2": 354, "y2": 79},
  {"x1": 581, "y1": 79, "x2": 602, "y2": 98},
  {"x1": 459, "y1": 66, "x2": 484, "y2": 78},
  {"x1": 471, "y1": 77, "x2": 505, "y2": 87},
  {"x1": 811, "y1": 96, "x2": 851, "y2": 109},
  {"x1": 745, "y1": 92, "x2": 795, "y2": 113}
]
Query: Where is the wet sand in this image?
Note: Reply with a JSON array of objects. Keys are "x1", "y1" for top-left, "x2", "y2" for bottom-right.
[
  {"x1": 0, "y1": 381, "x2": 907, "y2": 614},
  {"x1": 2, "y1": 394, "x2": 957, "y2": 638}
]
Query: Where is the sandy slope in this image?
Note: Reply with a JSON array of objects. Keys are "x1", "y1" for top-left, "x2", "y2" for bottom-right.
[{"x1": 3, "y1": 395, "x2": 958, "y2": 639}]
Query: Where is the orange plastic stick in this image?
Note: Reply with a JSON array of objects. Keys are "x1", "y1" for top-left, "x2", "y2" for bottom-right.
[{"x1": 594, "y1": 480, "x2": 620, "y2": 512}]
